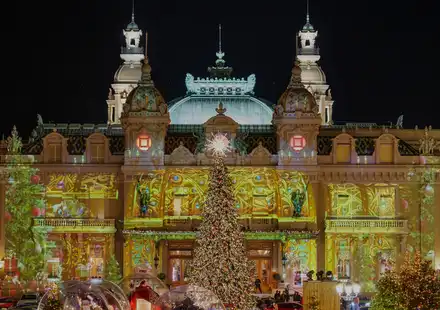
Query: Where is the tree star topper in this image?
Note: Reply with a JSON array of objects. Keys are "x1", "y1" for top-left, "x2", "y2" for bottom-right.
[{"x1": 206, "y1": 132, "x2": 232, "y2": 157}]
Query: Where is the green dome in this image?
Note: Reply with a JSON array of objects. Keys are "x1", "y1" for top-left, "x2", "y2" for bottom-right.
[{"x1": 126, "y1": 21, "x2": 139, "y2": 30}]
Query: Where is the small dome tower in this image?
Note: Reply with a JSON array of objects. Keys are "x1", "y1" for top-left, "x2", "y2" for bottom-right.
[
  {"x1": 120, "y1": 33, "x2": 170, "y2": 167},
  {"x1": 296, "y1": 0, "x2": 334, "y2": 125},
  {"x1": 106, "y1": 0, "x2": 144, "y2": 124}
]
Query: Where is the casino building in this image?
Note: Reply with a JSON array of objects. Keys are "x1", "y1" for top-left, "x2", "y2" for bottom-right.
[{"x1": 0, "y1": 7, "x2": 439, "y2": 293}]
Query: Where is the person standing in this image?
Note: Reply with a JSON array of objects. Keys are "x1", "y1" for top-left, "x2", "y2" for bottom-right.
[{"x1": 255, "y1": 278, "x2": 262, "y2": 293}]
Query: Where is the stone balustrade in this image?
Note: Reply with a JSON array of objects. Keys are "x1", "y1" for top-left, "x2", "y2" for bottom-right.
[
  {"x1": 325, "y1": 219, "x2": 408, "y2": 234},
  {"x1": 33, "y1": 218, "x2": 116, "y2": 233}
]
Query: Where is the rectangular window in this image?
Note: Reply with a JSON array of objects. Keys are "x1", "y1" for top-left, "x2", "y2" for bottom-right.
[
  {"x1": 90, "y1": 144, "x2": 105, "y2": 163},
  {"x1": 49, "y1": 144, "x2": 61, "y2": 163},
  {"x1": 336, "y1": 145, "x2": 351, "y2": 163}
]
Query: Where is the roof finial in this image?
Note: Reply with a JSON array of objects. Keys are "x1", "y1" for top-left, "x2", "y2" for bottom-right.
[
  {"x1": 131, "y1": 0, "x2": 135, "y2": 23},
  {"x1": 216, "y1": 24, "x2": 225, "y2": 61},
  {"x1": 219, "y1": 24, "x2": 222, "y2": 53},
  {"x1": 306, "y1": 0, "x2": 310, "y2": 24},
  {"x1": 140, "y1": 31, "x2": 152, "y2": 84}
]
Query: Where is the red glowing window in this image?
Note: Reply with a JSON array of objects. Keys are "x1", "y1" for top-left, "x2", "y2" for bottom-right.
[
  {"x1": 136, "y1": 135, "x2": 151, "y2": 151},
  {"x1": 290, "y1": 135, "x2": 306, "y2": 151}
]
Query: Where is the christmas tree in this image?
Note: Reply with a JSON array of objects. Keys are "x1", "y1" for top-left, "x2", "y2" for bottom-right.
[
  {"x1": 105, "y1": 254, "x2": 122, "y2": 282},
  {"x1": 189, "y1": 133, "x2": 256, "y2": 309},
  {"x1": 5, "y1": 126, "x2": 47, "y2": 280},
  {"x1": 371, "y1": 251, "x2": 440, "y2": 310}
]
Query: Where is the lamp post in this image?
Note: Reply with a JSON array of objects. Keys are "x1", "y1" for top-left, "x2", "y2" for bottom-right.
[{"x1": 336, "y1": 279, "x2": 361, "y2": 310}]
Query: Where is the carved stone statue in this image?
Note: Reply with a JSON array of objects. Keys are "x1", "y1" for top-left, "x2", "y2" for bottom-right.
[
  {"x1": 136, "y1": 179, "x2": 150, "y2": 217},
  {"x1": 419, "y1": 127, "x2": 437, "y2": 155},
  {"x1": 396, "y1": 114, "x2": 404, "y2": 128},
  {"x1": 37, "y1": 114, "x2": 44, "y2": 126},
  {"x1": 6, "y1": 126, "x2": 22, "y2": 155},
  {"x1": 291, "y1": 182, "x2": 308, "y2": 217},
  {"x1": 108, "y1": 88, "x2": 113, "y2": 100}
]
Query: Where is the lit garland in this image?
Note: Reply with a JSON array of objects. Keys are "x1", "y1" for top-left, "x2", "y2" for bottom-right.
[{"x1": 122, "y1": 230, "x2": 319, "y2": 241}]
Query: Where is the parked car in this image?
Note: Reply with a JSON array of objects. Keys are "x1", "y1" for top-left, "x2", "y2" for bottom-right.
[
  {"x1": 276, "y1": 302, "x2": 303, "y2": 310},
  {"x1": 15, "y1": 293, "x2": 39, "y2": 307},
  {"x1": 0, "y1": 297, "x2": 17, "y2": 309}
]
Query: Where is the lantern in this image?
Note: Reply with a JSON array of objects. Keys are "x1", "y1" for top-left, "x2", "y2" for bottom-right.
[
  {"x1": 136, "y1": 135, "x2": 152, "y2": 151},
  {"x1": 290, "y1": 135, "x2": 306, "y2": 152}
]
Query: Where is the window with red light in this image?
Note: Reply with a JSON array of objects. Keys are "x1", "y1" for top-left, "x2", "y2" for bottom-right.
[
  {"x1": 136, "y1": 135, "x2": 151, "y2": 151},
  {"x1": 290, "y1": 135, "x2": 306, "y2": 151}
]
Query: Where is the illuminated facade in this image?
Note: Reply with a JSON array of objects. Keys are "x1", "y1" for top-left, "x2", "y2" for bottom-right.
[{"x1": 0, "y1": 9, "x2": 439, "y2": 294}]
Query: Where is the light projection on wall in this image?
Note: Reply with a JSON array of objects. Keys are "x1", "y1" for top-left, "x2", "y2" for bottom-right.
[
  {"x1": 326, "y1": 234, "x2": 396, "y2": 292},
  {"x1": 45, "y1": 173, "x2": 118, "y2": 218},
  {"x1": 130, "y1": 171, "x2": 166, "y2": 218},
  {"x1": 124, "y1": 239, "x2": 156, "y2": 277},
  {"x1": 284, "y1": 239, "x2": 317, "y2": 285},
  {"x1": 328, "y1": 184, "x2": 363, "y2": 217},
  {"x1": 328, "y1": 184, "x2": 397, "y2": 218},
  {"x1": 290, "y1": 135, "x2": 306, "y2": 152},
  {"x1": 365, "y1": 185, "x2": 396, "y2": 217},
  {"x1": 137, "y1": 135, "x2": 151, "y2": 151},
  {"x1": 126, "y1": 169, "x2": 314, "y2": 220}
]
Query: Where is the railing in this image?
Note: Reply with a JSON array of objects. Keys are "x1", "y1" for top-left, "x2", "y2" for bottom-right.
[
  {"x1": 121, "y1": 47, "x2": 144, "y2": 54},
  {"x1": 325, "y1": 219, "x2": 408, "y2": 233},
  {"x1": 33, "y1": 218, "x2": 115, "y2": 227}
]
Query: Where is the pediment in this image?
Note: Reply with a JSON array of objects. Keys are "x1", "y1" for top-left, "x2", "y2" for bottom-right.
[{"x1": 169, "y1": 142, "x2": 196, "y2": 165}]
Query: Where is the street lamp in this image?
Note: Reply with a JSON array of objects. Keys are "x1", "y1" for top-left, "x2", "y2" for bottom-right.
[{"x1": 336, "y1": 279, "x2": 361, "y2": 310}]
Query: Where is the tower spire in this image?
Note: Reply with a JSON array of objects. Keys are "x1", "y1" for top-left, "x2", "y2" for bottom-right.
[
  {"x1": 302, "y1": 0, "x2": 314, "y2": 31},
  {"x1": 306, "y1": 0, "x2": 310, "y2": 24},
  {"x1": 208, "y1": 24, "x2": 232, "y2": 78},
  {"x1": 131, "y1": 0, "x2": 135, "y2": 23},
  {"x1": 216, "y1": 24, "x2": 224, "y2": 60},
  {"x1": 218, "y1": 24, "x2": 222, "y2": 53}
]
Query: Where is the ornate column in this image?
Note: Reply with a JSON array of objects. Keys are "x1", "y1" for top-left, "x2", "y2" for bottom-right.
[
  {"x1": 312, "y1": 181, "x2": 326, "y2": 272},
  {"x1": 0, "y1": 179, "x2": 6, "y2": 258},
  {"x1": 434, "y1": 183, "x2": 440, "y2": 270},
  {"x1": 161, "y1": 240, "x2": 168, "y2": 276}
]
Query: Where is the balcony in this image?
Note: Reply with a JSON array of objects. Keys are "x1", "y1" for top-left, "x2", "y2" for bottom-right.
[
  {"x1": 33, "y1": 218, "x2": 116, "y2": 233},
  {"x1": 325, "y1": 219, "x2": 408, "y2": 234}
]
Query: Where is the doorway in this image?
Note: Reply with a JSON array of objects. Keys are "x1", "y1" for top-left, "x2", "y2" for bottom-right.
[{"x1": 254, "y1": 259, "x2": 272, "y2": 290}]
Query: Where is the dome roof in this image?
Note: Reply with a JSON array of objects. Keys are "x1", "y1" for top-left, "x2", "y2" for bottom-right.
[
  {"x1": 169, "y1": 96, "x2": 273, "y2": 124},
  {"x1": 114, "y1": 63, "x2": 142, "y2": 83},
  {"x1": 277, "y1": 61, "x2": 318, "y2": 114},
  {"x1": 299, "y1": 63, "x2": 326, "y2": 84},
  {"x1": 126, "y1": 21, "x2": 139, "y2": 30},
  {"x1": 122, "y1": 57, "x2": 168, "y2": 116}
]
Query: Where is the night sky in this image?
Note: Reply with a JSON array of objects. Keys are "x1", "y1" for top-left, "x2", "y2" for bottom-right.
[{"x1": 6, "y1": 0, "x2": 439, "y2": 138}]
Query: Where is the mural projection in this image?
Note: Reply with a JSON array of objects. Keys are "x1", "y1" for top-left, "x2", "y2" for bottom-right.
[
  {"x1": 230, "y1": 168, "x2": 276, "y2": 216},
  {"x1": 399, "y1": 184, "x2": 421, "y2": 253},
  {"x1": 126, "y1": 169, "x2": 315, "y2": 220},
  {"x1": 164, "y1": 169, "x2": 209, "y2": 217},
  {"x1": 124, "y1": 239, "x2": 156, "y2": 276},
  {"x1": 357, "y1": 235, "x2": 396, "y2": 292},
  {"x1": 328, "y1": 184, "x2": 363, "y2": 217},
  {"x1": 326, "y1": 235, "x2": 396, "y2": 292},
  {"x1": 276, "y1": 171, "x2": 313, "y2": 218},
  {"x1": 45, "y1": 173, "x2": 118, "y2": 218},
  {"x1": 129, "y1": 171, "x2": 166, "y2": 217},
  {"x1": 285, "y1": 239, "x2": 316, "y2": 285},
  {"x1": 365, "y1": 185, "x2": 396, "y2": 217},
  {"x1": 328, "y1": 184, "x2": 396, "y2": 218}
]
